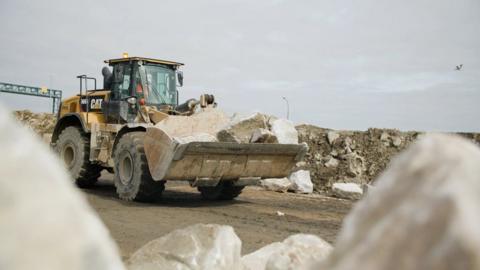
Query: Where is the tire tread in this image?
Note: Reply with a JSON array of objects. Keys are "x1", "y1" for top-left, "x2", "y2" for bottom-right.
[{"x1": 114, "y1": 132, "x2": 164, "y2": 202}]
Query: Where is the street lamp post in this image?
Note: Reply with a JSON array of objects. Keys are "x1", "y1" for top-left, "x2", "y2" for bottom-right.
[{"x1": 282, "y1": 96, "x2": 290, "y2": 120}]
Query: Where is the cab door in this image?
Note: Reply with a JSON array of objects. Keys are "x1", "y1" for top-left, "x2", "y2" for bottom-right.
[{"x1": 102, "y1": 63, "x2": 136, "y2": 123}]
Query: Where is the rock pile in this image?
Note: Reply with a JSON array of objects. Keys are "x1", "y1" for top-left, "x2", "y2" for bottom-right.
[
  {"x1": 216, "y1": 112, "x2": 298, "y2": 144},
  {"x1": 296, "y1": 125, "x2": 480, "y2": 193},
  {"x1": 13, "y1": 110, "x2": 56, "y2": 136},
  {"x1": 152, "y1": 109, "x2": 299, "y2": 145},
  {"x1": 296, "y1": 125, "x2": 420, "y2": 192}
]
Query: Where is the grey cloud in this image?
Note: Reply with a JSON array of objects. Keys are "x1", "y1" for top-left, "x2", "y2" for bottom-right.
[{"x1": 0, "y1": 0, "x2": 479, "y2": 131}]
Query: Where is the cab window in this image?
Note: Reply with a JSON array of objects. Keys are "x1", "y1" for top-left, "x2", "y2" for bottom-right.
[{"x1": 112, "y1": 64, "x2": 132, "y2": 100}]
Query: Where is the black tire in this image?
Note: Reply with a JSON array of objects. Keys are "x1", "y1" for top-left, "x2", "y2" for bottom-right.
[
  {"x1": 113, "y1": 132, "x2": 165, "y2": 202},
  {"x1": 198, "y1": 181, "x2": 245, "y2": 200},
  {"x1": 55, "y1": 126, "x2": 102, "y2": 188}
]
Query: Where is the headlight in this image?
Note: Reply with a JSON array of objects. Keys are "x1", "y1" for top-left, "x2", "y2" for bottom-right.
[{"x1": 126, "y1": 97, "x2": 137, "y2": 105}]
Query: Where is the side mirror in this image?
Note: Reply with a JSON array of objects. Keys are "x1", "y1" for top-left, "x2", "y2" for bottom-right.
[
  {"x1": 113, "y1": 66, "x2": 124, "y2": 83},
  {"x1": 177, "y1": 71, "x2": 184, "y2": 87},
  {"x1": 102, "y1": 66, "x2": 113, "y2": 90}
]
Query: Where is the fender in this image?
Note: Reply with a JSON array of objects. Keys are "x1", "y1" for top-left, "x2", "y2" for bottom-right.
[
  {"x1": 51, "y1": 113, "x2": 89, "y2": 144},
  {"x1": 111, "y1": 123, "x2": 153, "y2": 156}
]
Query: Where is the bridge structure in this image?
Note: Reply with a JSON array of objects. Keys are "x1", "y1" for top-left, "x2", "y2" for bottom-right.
[{"x1": 0, "y1": 82, "x2": 62, "y2": 113}]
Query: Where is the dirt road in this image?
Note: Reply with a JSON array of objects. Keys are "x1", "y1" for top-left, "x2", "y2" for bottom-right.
[{"x1": 83, "y1": 173, "x2": 353, "y2": 260}]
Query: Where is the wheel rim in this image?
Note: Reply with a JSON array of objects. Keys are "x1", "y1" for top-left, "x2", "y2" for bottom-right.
[
  {"x1": 62, "y1": 143, "x2": 76, "y2": 169},
  {"x1": 119, "y1": 152, "x2": 134, "y2": 185}
]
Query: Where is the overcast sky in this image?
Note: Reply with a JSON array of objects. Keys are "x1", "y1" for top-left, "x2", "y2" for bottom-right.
[{"x1": 1, "y1": 0, "x2": 479, "y2": 131}]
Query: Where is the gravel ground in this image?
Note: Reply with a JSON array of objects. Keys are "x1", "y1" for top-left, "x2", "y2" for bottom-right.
[{"x1": 84, "y1": 172, "x2": 353, "y2": 261}]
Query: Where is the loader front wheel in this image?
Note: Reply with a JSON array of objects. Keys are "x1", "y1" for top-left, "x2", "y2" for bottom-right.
[
  {"x1": 198, "y1": 181, "x2": 245, "y2": 200},
  {"x1": 113, "y1": 132, "x2": 165, "y2": 202},
  {"x1": 55, "y1": 126, "x2": 102, "y2": 188}
]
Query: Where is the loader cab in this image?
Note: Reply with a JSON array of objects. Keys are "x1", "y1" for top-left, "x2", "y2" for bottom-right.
[{"x1": 103, "y1": 57, "x2": 184, "y2": 123}]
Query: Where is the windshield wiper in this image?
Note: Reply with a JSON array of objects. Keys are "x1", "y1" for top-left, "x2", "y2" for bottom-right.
[{"x1": 148, "y1": 84, "x2": 168, "y2": 104}]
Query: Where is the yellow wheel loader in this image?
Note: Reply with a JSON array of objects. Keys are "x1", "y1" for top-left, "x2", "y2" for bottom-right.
[{"x1": 51, "y1": 56, "x2": 307, "y2": 202}]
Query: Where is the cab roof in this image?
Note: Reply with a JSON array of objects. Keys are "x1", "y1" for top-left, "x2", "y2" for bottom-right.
[{"x1": 104, "y1": 57, "x2": 184, "y2": 66}]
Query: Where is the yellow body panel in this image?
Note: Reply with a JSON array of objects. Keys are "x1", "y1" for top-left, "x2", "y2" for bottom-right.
[
  {"x1": 59, "y1": 90, "x2": 111, "y2": 127},
  {"x1": 79, "y1": 112, "x2": 106, "y2": 129}
]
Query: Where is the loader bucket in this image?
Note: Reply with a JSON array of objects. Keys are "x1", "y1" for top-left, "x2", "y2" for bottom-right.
[{"x1": 143, "y1": 127, "x2": 307, "y2": 184}]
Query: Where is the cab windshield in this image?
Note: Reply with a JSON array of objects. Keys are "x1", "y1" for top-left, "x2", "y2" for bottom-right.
[{"x1": 140, "y1": 64, "x2": 177, "y2": 105}]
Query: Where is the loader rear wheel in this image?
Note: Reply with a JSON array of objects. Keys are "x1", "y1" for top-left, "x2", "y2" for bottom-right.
[
  {"x1": 55, "y1": 126, "x2": 102, "y2": 188},
  {"x1": 113, "y1": 132, "x2": 165, "y2": 202},
  {"x1": 198, "y1": 181, "x2": 245, "y2": 200}
]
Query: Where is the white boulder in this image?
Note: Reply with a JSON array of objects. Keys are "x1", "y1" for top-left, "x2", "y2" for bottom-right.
[
  {"x1": 288, "y1": 170, "x2": 313, "y2": 194},
  {"x1": 260, "y1": 178, "x2": 292, "y2": 193},
  {"x1": 320, "y1": 134, "x2": 480, "y2": 270},
  {"x1": 343, "y1": 152, "x2": 366, "y2": 178},
  {"x1": 324, "y1": 156, "x2": 339, "y2": 168},
  {"x1": 250, "y1": 128, "x2": 278, "y2": 143},
  {"x1": 331, "y1": 182, "x2": 363, "y2": 200},
  {"x1": 327, "y1": 131, "x2": 340, "y2": 145},
  {"x1": 155, "y1": 107, "x2": 230, "y2": 138},
  {"x1": 270, "y1": 119, "x2": 298, "y2": 144},
  {"x1": 380, "y1": 131, "x2": 390, "y2": 141},
  {"x1": 392, "y1": 136, "x2": 402, "y2": 147},
  {"x1": 242, "y1": 234, "x2": 332, "y2": 270},
  {"x1": 127, "y1": 224, "x2": 242, "y2": 270},
  {"x1": 175, "y1": 132, "x2": 218, "y2": 144},
  {"x1": 0, "y1": 105, "x2": 124, "y2": 270},
  {"x1": 217, "y1": 112, "x2": 268, "y2": 143}
]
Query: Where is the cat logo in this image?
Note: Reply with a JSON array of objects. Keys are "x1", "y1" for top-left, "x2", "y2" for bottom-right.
[
  {"x1": 90, "y1": 98, "x2": 103, "y2": 110},
  {"x1": 80, "y1": 97, "x2": 104, "y2": 111}
]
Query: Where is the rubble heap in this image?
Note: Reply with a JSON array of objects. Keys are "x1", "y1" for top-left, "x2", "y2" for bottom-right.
[
  {"x1": 13, "y1": 110, "x2": 56, "y2": 136},
  {"x1": 296, "y1": 125, "x2": 480, "y2": 193},
  {"x1": 295, "y1": 125, "x2": 419, "y2": 192}
]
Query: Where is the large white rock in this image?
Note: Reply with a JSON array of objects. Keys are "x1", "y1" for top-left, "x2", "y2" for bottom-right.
[
  {"x1": 319, "y1": 134, "x2": 480, "y2": 270},
  {"x1": 327, "y1": 131, "x2": 340, "y2": 145},
  {"x1": 260, "y1": 178, "x2": 292, "y2": 193},
  {"x1": 250, "y1": 128, "x2": 278, "y2": 143},
  {"x1": 288, "y1": 170, "x2": 313, "y2": 194},
  {"x1": 270, "y1": 119, "x2": 298, "y2": 144},
  {"x1": 324, "y1": 156, "x2": 339, "y2": 168},
  {"x1": 242, "y1": 234, "x2": 332, "y2": 270},
  {"x1": 331, "y1": 182, "x2": 363, "y2": 200},
  {"x1": 175, "y1": 132, "x2": 218, "y2": 144},
  {"x1": 127, "y1": 224, "x2": 242, "y2": 270},
  {"x1": 242, "y1": 242, "x2": 284, "y2": 270},
  {"x1": 217, "y1": 112, "x2": 269, "y2": 143},
  {"x1": 154, "y1": 107, "x2": 230, "y2": 138},
  {"x1": 343, "y1": 152, "x2": 366, "y2": 178},
  {"x1": 0, "y1": 105, "x2": 124, "y2": 270}
]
